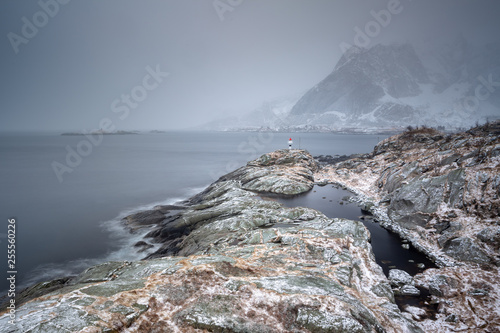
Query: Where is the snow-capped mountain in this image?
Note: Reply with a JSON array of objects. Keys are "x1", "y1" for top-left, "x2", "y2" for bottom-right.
[
  {"x1": 289, "y1": 41, "x2": 500, "y2": 129},
  {"x1": 289, "y1": 43, "x2": 429, "y2": 129},
  {"x1": 204, "y1": 40, "x2": 500, "y2": 131}
]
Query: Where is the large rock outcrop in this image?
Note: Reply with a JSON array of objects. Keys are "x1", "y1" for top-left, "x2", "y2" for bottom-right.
[
  {"x1": 0, "y1": 218, "x2": 422, "y2": 332},
  {"x1": 0, "y1": 149, "x2": 423, "y2": 332},
  {"x1": 144, "y1": 149, "x2": 319, "y2": 258},
  {"x1": 316, "y1": 121, "x2": 500, "y2": 332}
]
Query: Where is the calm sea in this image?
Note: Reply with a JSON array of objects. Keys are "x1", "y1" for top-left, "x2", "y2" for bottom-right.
[{"x1": 0, "y1": 131, "x2": 384, "y2": 294}]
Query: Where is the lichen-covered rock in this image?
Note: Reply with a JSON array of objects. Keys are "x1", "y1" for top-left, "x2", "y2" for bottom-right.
[
  {"x1": 0, "y1": 223, "x2": 421, "y2": 332},
  {"x1": 388, "y1": 269, "x2": 413, "y2": 287},
  {"x1": 414, "y1": 266, "x2": 500, "y2": 331},
  {"x1": 476, "y1": 227, "x2": 500, "y2": 249},
  {"x1": 176, "y1": 294, "x2": 276, "y2": 332},
  {"x1": 315, "y1": 122, "x2": 500, "y2": 332},
  {"x1": 223, "y1": 149, "x2": 318, "y2": 195},
  {"x1": 399, "y1": 285, "x2": 420, "y2": 296},
  {"x1": 296, "y1": 308, "x2": 365, "y2": 333},
  {"x1": 387, "y1": 169, "x2": 465, "y2": 230},
  {"x1": 442, "y1": 237, "x2": 492, "y2": 265},
  {"x1": 0, "y1": 149, "x2": 424, "y2": 333}
]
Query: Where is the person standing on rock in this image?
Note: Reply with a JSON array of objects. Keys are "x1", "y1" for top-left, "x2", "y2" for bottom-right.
[{"x1": 288, "y1": 138, "x2": 293, "y2": 150}]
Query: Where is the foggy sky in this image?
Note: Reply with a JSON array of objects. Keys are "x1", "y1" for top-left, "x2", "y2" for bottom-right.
[{"x1": 1, "y1": 0, "x2": 499, "y2": 132}]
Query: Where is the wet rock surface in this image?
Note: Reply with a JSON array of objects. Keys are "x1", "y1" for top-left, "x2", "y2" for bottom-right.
[
  {"x1": 122, "y1": 205, "x2": 185, "y2": 231},
  {"x1": 142, "y1": 149, "x2": 319, "y2": 258},
  {"x1": 0, "y1": 149, "x2": 424, "y2": 332},
  {"x1": 316, "y1": 122, "x2": 500, "y2": 332}
]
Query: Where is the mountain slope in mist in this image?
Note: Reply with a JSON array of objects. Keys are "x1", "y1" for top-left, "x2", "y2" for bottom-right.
[
  {"x1": 289, "y1": 41, "x2": 500, "y2": 129},
  {"x1": 205, "y1": 41, "x2": 500, "y2": 131}
]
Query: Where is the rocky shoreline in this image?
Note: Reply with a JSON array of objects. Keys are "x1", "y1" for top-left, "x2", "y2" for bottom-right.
[
  {"x1": 315, "y1": 122, "x2": 500, "y2": 331},
  {"x1": 0, "y1": 150, "x2": 422, "y2": 332},
  {"x1": 1, "y1": 123, "x2": 498, "y2": 332}
]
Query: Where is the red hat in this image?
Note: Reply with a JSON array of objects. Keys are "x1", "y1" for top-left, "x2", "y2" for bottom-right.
[{"x1": 289, "y1": 138, "x2": 292, "y2": 140}]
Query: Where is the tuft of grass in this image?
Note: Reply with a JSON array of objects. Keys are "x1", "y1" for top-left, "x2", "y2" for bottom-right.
[{"x1": 398, "y1": 126, "x2": 442, "y2": 143}]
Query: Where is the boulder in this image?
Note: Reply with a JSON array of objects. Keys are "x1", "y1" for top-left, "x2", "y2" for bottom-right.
[
  {"x1": 296, "y1": 308, "x2": 365, "y2": 333},
  {"x1": 443, "y1": 237, "x2": 492, "y2": 265},
  {"x1": 208, "y1": 150, "x2": 318, "y2": 196},
  {"x1": 400, "y1": 285, "x2": 421, "y2": 296},
  {"x1": 153, "y1": 204, "x2": 185, "y2": 214},
  {"x1": 387, "y1": 169, "x2": 465, "y2": 230},
  {"x1": 476, "y1": 227, "x2": 500, "y2": 250},
  {"x1": 122, "y1": 209, "x2": 166, "y2": 230},
  {"x1": 388, "y1": 269, "x2": 413, "y2": 287}
]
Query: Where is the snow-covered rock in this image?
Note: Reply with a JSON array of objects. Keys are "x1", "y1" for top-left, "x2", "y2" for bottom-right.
[
  {"x1": 388, "y1": 269, "x2": 414, "y2": 287},
  {"x1": 315, "y1": 122, "x2": 500, "y2": 332},
  {"x1": 0, "y1": 149, "x2": 424, "y2": 333}
]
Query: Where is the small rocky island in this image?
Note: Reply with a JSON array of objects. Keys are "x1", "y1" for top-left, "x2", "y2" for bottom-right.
[
  {"x1": 1, "y1": 122, "x2": 499, "y2": 332},
  {"x1": 61, "y1": 130, "x2": 139, "y2": 136}
]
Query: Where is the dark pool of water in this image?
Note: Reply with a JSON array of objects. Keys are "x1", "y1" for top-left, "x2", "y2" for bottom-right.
[
  {"x1": 262, "y1": 185, "x2": 438, "y2": 314},
  {"x1": 264, "y1": 185, "x2": 436, "y2": 276}
]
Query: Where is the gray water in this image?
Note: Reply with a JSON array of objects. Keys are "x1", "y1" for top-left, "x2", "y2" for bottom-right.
[{"x1": 1, "y1": 131, "x2": 383, "y2": 294}]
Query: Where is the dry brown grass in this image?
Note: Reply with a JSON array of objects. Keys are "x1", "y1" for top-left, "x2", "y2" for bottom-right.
[{"x1": 401, "y1": 126, "x2": 441, "y2": 137}]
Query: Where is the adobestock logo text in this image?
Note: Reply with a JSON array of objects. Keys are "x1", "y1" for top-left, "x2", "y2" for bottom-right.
[
  {"x1": 7, "y1": 0, "x2": 71, "y2": 55},
  {"x1": 339, "y1": 0, "x2": 409, "y2": 54}
]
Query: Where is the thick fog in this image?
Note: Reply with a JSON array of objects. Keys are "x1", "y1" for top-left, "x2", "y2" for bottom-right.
[{"x1": 1, "y1": 0, "x2": 499, "y2": 132}]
